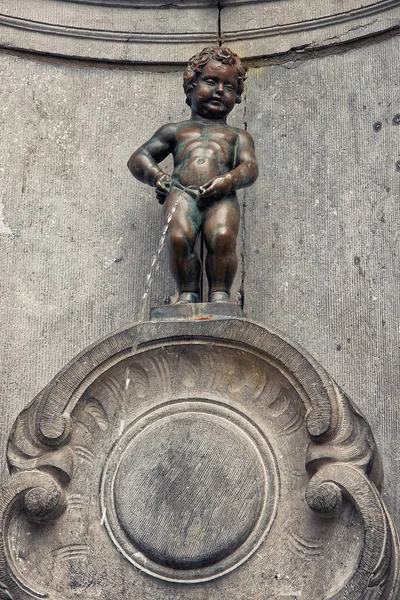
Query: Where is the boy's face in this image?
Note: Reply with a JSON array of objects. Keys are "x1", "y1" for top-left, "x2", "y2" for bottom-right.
[{"x1": 190, "y1": 60, "x2": 239, "y2": 120}]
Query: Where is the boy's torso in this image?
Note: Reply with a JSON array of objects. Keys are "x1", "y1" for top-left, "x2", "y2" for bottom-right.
[{"x1": 171, "y1": 120, "x2": 240, "y2": 188}]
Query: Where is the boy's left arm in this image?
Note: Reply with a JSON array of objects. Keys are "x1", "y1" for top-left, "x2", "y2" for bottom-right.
[{"x1": 199, "y1": 130, "x2": 258, "y2": 201}]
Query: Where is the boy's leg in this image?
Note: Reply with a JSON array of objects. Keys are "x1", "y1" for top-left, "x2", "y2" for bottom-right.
[
  {"x1": 203, "y1": 195, "x2": 240, "y2": 300},
  {"x1": 163, "y1": 188, "x2": 202, "y2": 298}
]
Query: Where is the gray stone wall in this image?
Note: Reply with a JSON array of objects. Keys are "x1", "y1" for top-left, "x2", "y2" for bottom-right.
[
  {"x1": 0, "y1": 56, "x2": 187, "y2": 461},
  {"x1": 245, "y1": 40, "x2": 400, "y2": 524},
  {"x1": 1, "y1": 32, "x2": 400, "y2": 532}
]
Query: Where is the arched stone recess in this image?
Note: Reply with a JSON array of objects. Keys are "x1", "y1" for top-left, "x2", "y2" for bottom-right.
[
  {"x1": 0, "y1": 1, "x2": 399, "y2": 62},
  {"x1": 0, "y1": 318, "x2": 398, "y2": 599}
]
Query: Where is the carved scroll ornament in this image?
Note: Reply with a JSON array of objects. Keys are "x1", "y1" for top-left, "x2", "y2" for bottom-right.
[{"x1": 0, "y1": 318, "x2": 398, "y2": 600}]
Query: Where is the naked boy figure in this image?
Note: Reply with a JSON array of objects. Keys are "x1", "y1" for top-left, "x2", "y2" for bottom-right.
[{"x1": 128, "y1": 47, "x2": 258, "y2": 304}]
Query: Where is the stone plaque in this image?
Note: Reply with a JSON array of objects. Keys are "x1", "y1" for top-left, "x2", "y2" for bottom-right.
[{"x1": 0, "y1": 318, "x2": 398, "y2": 599}]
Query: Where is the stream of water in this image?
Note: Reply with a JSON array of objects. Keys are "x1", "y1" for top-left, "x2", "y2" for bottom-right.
[{"x1": 141, "y1": 190, "x2": 184, "y2": 321}]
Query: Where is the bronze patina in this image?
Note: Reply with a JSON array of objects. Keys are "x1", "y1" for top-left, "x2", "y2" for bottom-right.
[{"x1": 128, "y1": 47, "x2": 258, "y2": 304}]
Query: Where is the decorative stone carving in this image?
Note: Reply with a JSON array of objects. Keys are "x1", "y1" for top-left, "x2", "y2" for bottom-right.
[
  {"x1": 0, "y1": 1, "x2": 399, "y2": 62},
  {"x1": 0, "y1": 317, "x2": 398, "y2": 599}
]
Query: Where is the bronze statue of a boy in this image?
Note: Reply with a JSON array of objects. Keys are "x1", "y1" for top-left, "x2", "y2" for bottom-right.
[{"x1": 128, "y1": 46, "x2": 258, "y2": 304}]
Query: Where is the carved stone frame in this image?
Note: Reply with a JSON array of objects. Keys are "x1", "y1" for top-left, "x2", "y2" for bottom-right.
[{"x1": 0, "y1": 318, "x2": 398, "y2": 599}]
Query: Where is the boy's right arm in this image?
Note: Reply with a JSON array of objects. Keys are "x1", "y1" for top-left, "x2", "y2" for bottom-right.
[{"x1": 127, "y1": 124, "x2": 175, "y2": 201}]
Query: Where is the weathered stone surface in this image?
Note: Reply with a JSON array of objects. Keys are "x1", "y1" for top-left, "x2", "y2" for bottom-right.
[
  {"x1": 221, "y1": 1, "x2": 400, "y2": 57},
  {"x1": 244, "y1": 35, "x2": 400, "y2": 531},
  {"x1": 0, "y1": 0, "x2": 218, "y2": 63},
  {"x1": 1, "y1": 1, "x2": 400, "y2": 62},
  {"x1": 150, "y1": 301, "x2": 242, "y2": 320},
  {"x1": 1, "y1": 318, "x2": 398, "y2": 599},
  {"x1": 0, "y1": 56, "x2": 186, "y2": 484}
]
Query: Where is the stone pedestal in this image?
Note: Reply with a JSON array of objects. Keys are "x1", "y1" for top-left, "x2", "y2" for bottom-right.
[{"x1": 0, "y1": 316, "x2": 398, "y2": 599}]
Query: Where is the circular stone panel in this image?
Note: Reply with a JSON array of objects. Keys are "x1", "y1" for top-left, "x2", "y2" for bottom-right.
[
  {"x1": 114, "y1": 413, "x2": 264, "y2": 569},
  {"x1": 101, "y1": 400, "x2": 278, "y2": 583}
]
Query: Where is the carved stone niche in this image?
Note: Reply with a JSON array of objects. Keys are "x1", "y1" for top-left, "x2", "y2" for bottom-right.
[{"x1": 0, "y1": 318, "x2": 399, "y2": 600}]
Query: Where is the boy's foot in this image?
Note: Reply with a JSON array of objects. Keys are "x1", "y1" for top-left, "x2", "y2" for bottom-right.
[
  {"x1": 176, "y1": 292, "x2": 199, "y2": 304},
  {"x1": 208, "y1": 292, "x2": 230, "y2": 303}
]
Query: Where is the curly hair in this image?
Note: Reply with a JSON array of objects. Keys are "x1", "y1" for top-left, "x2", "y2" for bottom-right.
[{"x1": 183, "y1": 46, "x2": 246, "y2": 106}]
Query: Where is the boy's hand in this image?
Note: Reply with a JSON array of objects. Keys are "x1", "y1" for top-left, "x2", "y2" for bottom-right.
[
  {"x1": 155, "y1": 173, "x2": 172, "y2": 204},
  {"x1": 198, "y1": 175, "x2": 232, "y2": 208}
]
